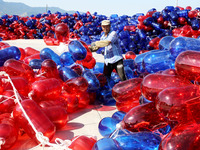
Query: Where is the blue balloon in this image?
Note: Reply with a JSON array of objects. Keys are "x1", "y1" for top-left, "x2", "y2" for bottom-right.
[
  {"x1": 112, "y1": 111, "x2": 126, "y2": 122},
  {"x1": 139, "y1": 95, "x2": 152, "y2": 104},
  {"x1": 169, "y1": 11, "x2": 179, "y2": 21},
  {"x1": 92, "y1": 138, "x2": 121, "y2": 150},
  {"x1": 82, "y1": 70, "x2": 100, "y2": 91},
  {"x1": 135, "y1": 52, "x2": 150, "y2": 74},
  {"x1": 159, "y1": 36, "x2": 175, "y2": 50},
  {"x1": 98, "y1": 117, "x2": 119, "y2": 137},
  {"x1": 152, "y1": 12, "x2": 161, "y2": 20},
  {"x1": 143, "y1": 50, "x2": 174, "y2": 73},
  {"x1": 137, "y1": 29, "x2": 146, "y2": 40},
  {"x1": 80, "y1": 35, "x2": 91, "y2": 45},
  {"x1": 124, "y1": 66, "x2": 134, "y2": 79},
  {"x1": 177, "y1": 9, "x2": 189, "y2": 18},
  {"x1": 143, "y1": 17, "x2": 153, "y2": 26},
  {"x1": 58, "y1": 66, "x2": 79, "y2": 81},
  {"x1": 40, "y1": 48, "x2": 61, "y2": 66},
  {"x1": 191, "y1": 19, "x2": 200, "y2": 30},
  {"x1": 91, "y1": 62, "x2": 104, "y2": 73},
  {"x1": 158, "y1": 125, "x2": 171, "y2": 135},
  {"x1": 115, "y1": 132, "x2": 162, "y2": 150},
  {"x1": 169, "y1": 37, "x2": 200, "y2": 59},
  {"x1": 0, "y1": 46, "x2": 21, "y2": 66},
  {"x1": 60, "y1": 52, "x2": 75, "y2": 66},
  {"x1": 169, "y1": 37, "x2": 187, "y2": 59},
  {"x1": 29, "y1": 59, "x2": 42, "y2": 69},
  {"x1": 165, "y1": 6, "x2": 175, "y2": 12},
  {"x1": 68, "y1": 40, "x2": 87, "y2": 61},
  {"x1": 123, "y1": 59, "x2": 135, "y2": 70},
  {"x1": 98, "y1": 89, "x2": 115, "y2": 105}
]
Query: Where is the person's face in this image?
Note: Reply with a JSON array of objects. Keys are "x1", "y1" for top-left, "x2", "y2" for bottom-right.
[{"x1": 101, "y1": 25, "x2": 110, "y2": 35}]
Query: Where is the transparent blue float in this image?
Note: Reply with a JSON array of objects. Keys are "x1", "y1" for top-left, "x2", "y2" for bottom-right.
[
  {"x1": 58, "y1": 66, "x2": 79, "y2": 81},
  {"x1": 60, "y1": 52, "x2": 75, "y2": 66},
  {"x1": 68, "y1": 40, "x2": 87, "y2": 61},
  {"x1": 82, "y1": 70, "x2": 100, "y2": 92},
  {"x1": 0, "y1": 46, "x2": 21, "y2": 66},
  {"x1": 40, "y1": 47, "x2": 61, "y2": 66}
]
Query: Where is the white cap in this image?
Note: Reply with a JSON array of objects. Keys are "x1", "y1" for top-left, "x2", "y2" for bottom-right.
[{"x1": 101, "y1": 20, "x2": 110, "y2": 26}]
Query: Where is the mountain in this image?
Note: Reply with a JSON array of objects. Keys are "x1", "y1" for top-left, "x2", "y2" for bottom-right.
[{"x1": 0, "y1": 0, "x2": 77, "y2": 16}]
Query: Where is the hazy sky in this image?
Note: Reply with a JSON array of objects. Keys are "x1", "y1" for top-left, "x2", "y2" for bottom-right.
[{"x1": 4, "y1": 0, "x2": 200, "y2": 16}]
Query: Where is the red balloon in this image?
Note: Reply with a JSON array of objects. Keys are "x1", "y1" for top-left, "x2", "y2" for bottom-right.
[
  {"x1": 186, "y1": 6, "x2": 192, "y2": 10},
  {"x1": 63, "y1": 76, "x2": 88, "y2": 94},
  {"x1": 141, "y1": 74, "x2": 192, "y2": 101},
  {"x1": 138, "y1": 16, "x2": 147, "y2": 23},
  {"x1": 146, "y1": 10, "x2": 156, "y2": 17},
  {"x1": 95, "y1": 73, "x2": 107, "y2": 87},
  {"x1": 122, "y1": 102, "x2": 168, "y2": 132},
  {"x1": 41, "y1": 106, "x2": 69, "y2": 129},
  {"x1": 23, "y1": 53, "x2": 40, "y2": 64},
  {"x1": 4, "y1": 59, "x2": 35, "y2": 82},
  {"x1": 29, "y1": 78, "x2": 62, "y2": 102},
  {"x1": 116, "y1": 100, "x2": 140, "y2": 113},
  {"x1": 149, "y1": 37, "x2": 160, "y2": 49},
  {"x1": 161, "y1": 68, "x2": 177, "y2": 75},
  {"x1": 76, "y1": 57, "x2": 96, "y2": 69},
  {"x1": 178, "y1": 17, "x2": 187, "y2": 25},
  {"x1": 38, "y1": 59, "x2": 60, "y2": 79},
  {"x1": 68, "y1": 135, "x2": 97, "y2": 150},
  {"x1": 76, "y1": 90, "x2": 90, "y2": 108},
  {"x1": 125, "y1": 51, "x2": 136, "y2": 60},
  {"x1": 137, "y1": 23, "x2": 145, "y2": 29},
  {"x1": 0, "y1": 113, "x2": 19, "y2": 149},
  {"x1": 3, "y1": 76, "x2": 30, "y2": 96},
  {"x1": 18, "y1": 47, "x2": 26, "y2": 60},
  {"x1": 0, "y1": 90, "x2": 16, "y2": 113},
  {"x1": 159, "y1": 122, "x2": 200, "y2": 150},
  {"x1": 157, "y1": 16, "x2": 164, "y2": 24},
  {"x1": 156, "y1": 85, "x2": 200, "y2": 123},
  {"x1": 60, "y1": 92, "x2": 79, "y2": 113},
  {"x1": 188, "y1": 10, "x2": 198, "y2": 18},
  {"x1": 39, "y1": 96, "x2": 68, "y2": 110},
  {"x1": 112, "y1": 78, "x2": 143, "y2": 103},
  {"x1": 71, "y1": 64, "x2": 84, "y2": 76},
  {"x1": 24, "y1": 47, "x2": 40, "y2": 57},
  {"x1": 55, "y1": 23, "x2": 70, "y2": 43},
  {"x1": 88, "y1": 91, "x2": 96, "y2": 104},
  {"x1": 175, "y1": 50, "x2": 200, "y2": 82},
  {"x1": 13, "y1": 99, "x2": 56, "y2": 142}
]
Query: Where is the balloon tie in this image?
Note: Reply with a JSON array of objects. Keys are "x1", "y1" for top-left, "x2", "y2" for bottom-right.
[
  {"x1": 110, "y1": 122, "x2": 129, "y2": 139},
  {"x1": 35, "y1": 71, "x2": 47, "y2": 77},
  {"x1": 0, "y1": 138, "x2": 5, "y2": 149},
  {"x1": 0, "y1": 95, "x2": 16, "y2": 104},
  {"x1": 109, "y1": 122, "x2": 122, "y2": 139}
]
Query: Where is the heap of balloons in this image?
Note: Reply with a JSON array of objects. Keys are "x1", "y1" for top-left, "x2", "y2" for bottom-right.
[
  {"x1": 0, "y1": 5, "x2": 200, "y2": 150},
  {"x1": 0, "y1": 6, "x2": 200, "y2": 54}
]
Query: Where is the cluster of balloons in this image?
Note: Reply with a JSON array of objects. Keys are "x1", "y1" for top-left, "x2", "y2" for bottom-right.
[
  {"x1": 0, "y1": 6, "x2": 200, "y2": 54},
  {"x1": 0, "y1": 10, "x2": 106, "y2": 43},
  {"x1": 1, "y1": 5, "x2": 200, "y2": 150},
  {"x1": 0, "y1": 36, "x2": 106, "y2": 149},
  {"x1": 94, "y1": 36, "x2": 200, "y2": 149}
]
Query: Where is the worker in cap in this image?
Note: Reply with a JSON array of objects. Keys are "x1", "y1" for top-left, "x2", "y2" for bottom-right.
[{"x1": 89, "y1": 19, "x2": 127, "y2": 81}]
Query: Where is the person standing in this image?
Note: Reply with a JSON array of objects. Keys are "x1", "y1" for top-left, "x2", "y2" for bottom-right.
[{"x1": 89, "y1": 20, "x2": 127, "y2": 81}]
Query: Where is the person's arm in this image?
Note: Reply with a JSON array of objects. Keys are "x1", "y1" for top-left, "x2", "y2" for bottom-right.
[
  {"x1": 94, "y1": 40, "x2": 111, "y2": 47},
  {"x1": 89, "y1": 40, "x2": 111, "y2": 52}
]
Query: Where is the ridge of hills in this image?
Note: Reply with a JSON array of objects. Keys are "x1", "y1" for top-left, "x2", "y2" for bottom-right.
[{"x1": 0, "y1": 0, "x2": 78, "y2": 16}]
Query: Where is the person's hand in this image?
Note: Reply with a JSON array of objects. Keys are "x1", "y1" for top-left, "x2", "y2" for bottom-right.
[{"x1": 88, "y1": 42, "x2": 99, "y2": 52}]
